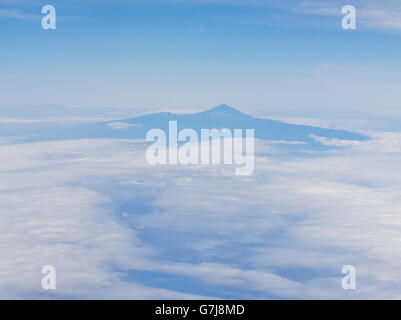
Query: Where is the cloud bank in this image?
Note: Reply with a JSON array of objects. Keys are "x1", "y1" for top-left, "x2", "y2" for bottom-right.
[{"x1": 1, "y1": 129, "x2": 401, "y2": 298}]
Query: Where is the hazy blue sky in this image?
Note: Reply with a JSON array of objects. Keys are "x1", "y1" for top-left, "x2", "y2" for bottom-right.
[{"x1": 1, "y1": 0, "x2": 401, "y2": 119}]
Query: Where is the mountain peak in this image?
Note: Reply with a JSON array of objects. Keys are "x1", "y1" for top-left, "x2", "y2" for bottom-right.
[{"x1": 207, "y1": 104, "x2": 244, "y2": 115}]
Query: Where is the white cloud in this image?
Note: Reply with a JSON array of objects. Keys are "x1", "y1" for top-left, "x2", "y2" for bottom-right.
[
  {"x1": 2, "y1": 131, "x2": 401, "y2": 298},
  {"x1": 159, "y1": 0, "x2": 401, "y2": 31},
  {"x1": 107, "y1": 122, "x2": 141, "y2": 129},
  {"x1": 0, "y1": 8, "x2": 37, "y2": 20},
  {"x1": 297, "y1": 0, "x2": 401, "y2": 31}
]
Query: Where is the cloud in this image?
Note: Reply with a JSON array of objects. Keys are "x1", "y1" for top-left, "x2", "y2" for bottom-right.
[
  {"x1": 0, "y1": 8, "x2": 25, "y2": 19},
  {"x1": 296, "y1": 0, "x2": 401, "y2": 31},
  {"x1": 312, "y1": 131, "x2": 401, "y2": 153},
  {"x1": 128, "y1": 132, "x2": 401, "y2": 298},
  {"x1": 2, "y1": 130, "x2": 401, "y2": 298},
  {"x1": 310, "y1": 135, "x2": 362, "y2": 147},
  {"x1": 174, "y1": 0, "x2": 401, "y2": 32},
  {"x1": 107, "y1": 122, "x2": 141, "y2": 129},
  {"x1": 0, "y1": 8, "x2": 38, "y2": 20},
  {"x1": 0, "y1": 139, "x2": 218, "y2": 299}
]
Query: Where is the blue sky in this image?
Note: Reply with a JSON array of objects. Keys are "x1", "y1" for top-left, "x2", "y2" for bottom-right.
[{"x1": 1, "y1": 0, "x2": 401, "y2": 121}]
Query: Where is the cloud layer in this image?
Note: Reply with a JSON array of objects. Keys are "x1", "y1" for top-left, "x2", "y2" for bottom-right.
[{"x1": 1, "y1": 130, "x2": 401, "y2": 298}]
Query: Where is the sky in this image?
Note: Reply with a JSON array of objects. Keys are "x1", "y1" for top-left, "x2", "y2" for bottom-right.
[{"x1": 1, "y1": 0, "x2": 401, "y2": 121}]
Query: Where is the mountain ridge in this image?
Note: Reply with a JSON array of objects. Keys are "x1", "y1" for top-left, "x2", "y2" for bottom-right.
[
  {"x1": 0, "y1": 104, "x2": 369, "y2": 147},
  {"x1": 112, "y1": 104, "x2": 367, "y2": 143}
]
